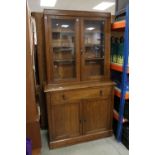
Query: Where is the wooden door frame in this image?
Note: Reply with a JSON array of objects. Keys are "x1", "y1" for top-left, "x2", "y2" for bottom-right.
[
  {"x1": 44, "y1": 15, "x2": 81, "y2": 84},
  {"x1": 80, "y1": 17, "x2": 111, "y2": 81}
]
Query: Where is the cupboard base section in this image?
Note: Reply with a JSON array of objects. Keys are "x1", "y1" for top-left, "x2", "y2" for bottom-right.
[
  {"x1": 45, "y1": 81, "x2": 114, "y2": 149},
  {"x1": 48, "y1": 130, "x2": 113, "y2": 149}
]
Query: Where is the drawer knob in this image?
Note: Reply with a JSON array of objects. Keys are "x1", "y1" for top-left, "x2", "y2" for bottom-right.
[
  {"x1": 62, "y1": 94, "x2": 66, "y2": 100},
  {"x1": 100, "y1": 90, "x2": 103, "y2": 96}
]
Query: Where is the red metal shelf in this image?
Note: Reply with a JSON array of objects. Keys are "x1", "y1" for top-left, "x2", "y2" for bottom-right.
[
  {"x1": 114, "y1": 87, "x2": 129, "y2": 100},
  {"x1": 111, "y1": 20, "x2": 126, "y2": 30},
  {"x1": 113, "y1": 109, "x2": 128, "y2": 123},
  {"x1": 111, "y1": 63, "x2": 129, "y2": 73}
]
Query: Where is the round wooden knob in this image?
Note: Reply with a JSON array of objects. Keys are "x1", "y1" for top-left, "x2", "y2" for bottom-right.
[
  {"x1": 62, "y1": 94, "x2": 66, "y2": 100},
  {"x1": 100, "y1": 90, "x2": 103, "y2": 96}
]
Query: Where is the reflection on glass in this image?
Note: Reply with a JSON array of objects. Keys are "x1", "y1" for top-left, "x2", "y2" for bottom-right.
[
  {"x1": 51, "y1": 19, "x2": 76, "y2": 80},
  {"x1": 84, "y1": 20, "x2": 105, "y2": 77}
]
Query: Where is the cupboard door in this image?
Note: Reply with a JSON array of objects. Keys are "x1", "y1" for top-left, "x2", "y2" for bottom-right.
[
  {"x1": 46, "y1": 16, "x2": 80, "y2": 83},
  {"x1": 50, "y1": 101, "x2": 81, "y2": 140},
  {"x1": 82, "y1": 98, "x2": 109, "y2": 135},
  {"x1": 81, "y1": 18, "x2": 108, "y2": 80}
]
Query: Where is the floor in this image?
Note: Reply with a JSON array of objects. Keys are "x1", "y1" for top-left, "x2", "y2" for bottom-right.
[{"x1": 41, "y1": 130, "x2": 129, "y2": 155}]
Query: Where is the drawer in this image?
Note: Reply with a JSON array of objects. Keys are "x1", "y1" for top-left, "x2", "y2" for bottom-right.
[{"x1": 51, "y1": 86, "x2": 112, "y2": 105}]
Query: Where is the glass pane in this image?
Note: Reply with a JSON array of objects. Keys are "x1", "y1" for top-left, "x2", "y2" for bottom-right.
[
  {"x1": 84, "y1": 60, "x2": 104, "y2": 77},
  {"x1": 84, "y1": 20, "x2": 105, "y2": 77},
  {"x1": 51, "y1": 19, "x2": 76, "y2": 80}
]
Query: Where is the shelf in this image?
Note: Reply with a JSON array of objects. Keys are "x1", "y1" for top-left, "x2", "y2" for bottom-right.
[
  {"x1": 114, "y1": 87, "x2": 129, "y2": 99},
  {"x1": 54, "y1": 59, "x2": 75, "y2": 64},
  {"x1": 53, "y1": 46, "x2": 74, "y2": 48},
  {"x1": 111, "y1": 20, "x2": 126, "y2": 30},
  {"x1": 85, "y1": 57, "x2": 104, "y2": 61},
  {"x1": 111, "y1": 62, "x2": 129, "y2": 73},
  {"x1": 54, "y1": 77, "x2": 76, "y2": 81},
  {"x1": 53, "y1": 47, "x2": 74, "y2": 52},
  {"x1": 54, "y1": 59, "x2": 75, "y2": 62},
  {"x1": 53, "y1": 31, "x2": 74, "y2": 33},
  {"x1": 85, "y1": 44, "x2": 103, "y2": 47},
  {"x1": 113, "y1": 109, "x2": 128, "y2": 123},
  {"x1": 85, "y1": 31, "x2": 103, "y2": 34}
]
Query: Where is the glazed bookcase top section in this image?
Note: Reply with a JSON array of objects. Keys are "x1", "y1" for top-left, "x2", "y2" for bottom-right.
[
  {"x1": 44, "y1": 9, "x2": 111, "y2": 84},
  {"x1": 44, "y1": 9, "x2": 111, "y2": 18}
]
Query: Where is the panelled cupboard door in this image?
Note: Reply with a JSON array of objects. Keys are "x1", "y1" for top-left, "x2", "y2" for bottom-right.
[
  {"x1": 50, "y1": 101, "x2": 81, "y2": 140},
  {"x1": 45, "y1": 16, "x2": 80, "y2": 83},
  {"x1": 80, "y1": 18, "x2": 110, "y2": 81},
  {"x1": 82, "y1": 98, "x2": 109, "y2": 135}
]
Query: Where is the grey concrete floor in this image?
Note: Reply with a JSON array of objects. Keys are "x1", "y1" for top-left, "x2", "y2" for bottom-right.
[{"x1": 41, "y1": 130, "x2": 129, "y2": 155}]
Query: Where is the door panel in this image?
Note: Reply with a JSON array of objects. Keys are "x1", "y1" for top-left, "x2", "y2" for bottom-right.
[
  {"x1": 51, "y1": 101, "x2": 81, "y2": 140},
  {"x1": 81, "y1": 18, "x2": 106, "y2": 80},
  {"x1": 83, "y1": 98, "x2": 109, "y2": 135},
  {"x1": 48, "y1": 16, "x2": 80, "y2": 83}
]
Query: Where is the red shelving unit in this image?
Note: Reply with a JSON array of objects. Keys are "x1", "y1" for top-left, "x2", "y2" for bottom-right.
[
  {"x1": 113, "y1": 109, "x2": 128, "y2": 123},
  {"x1": 114, "y1": 87, "x2": 129, "y2": 100},
  {"x1": 111, "y1": 63, "x2": 129, "y2": 73},
  {"x1": 111, "y1": 20, "x2": 126, "y2": 30}
]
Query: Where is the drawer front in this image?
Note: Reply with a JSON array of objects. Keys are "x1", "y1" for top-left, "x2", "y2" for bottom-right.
[
  {"x1": 63, "y1": 87, "x2": 111, "y2": 101},
  {"x1": 51, "y1": 86, "x2": 112, "y2": 105}
]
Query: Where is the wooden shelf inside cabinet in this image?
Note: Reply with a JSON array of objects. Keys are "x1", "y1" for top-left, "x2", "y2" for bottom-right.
[
  {"x1": 85, "y1": 31, "x2": 103, "y2": 34},
  {"x1": 111, "y1": 20, "x2": 126, "y2": 30},
  {"x1": 53, "y1": 47, "x2": 74, "y2": 52},
  {"x1": 114, "y1": 87, "x2": 129, "y2": 100},
  {"x1": 53, "y1": 46, "x2": 74, "y2": 48},
  {"x1": 111, "y1": 63, "x2": 129, "y2": 73},
  {"x1": 113, "y1": 109, "x2": 128, "y2": 123},
  {"x1": 54, "y1": 59, "x2": 75, "y2": 64},
  {"x1": 85, "y1": 44, "x2": 103, "y2": 47},
  {"x1": 85, "y1": 57, "x2": 104, "y2": 61},
  {"x1": 52, "y1": 31, "x2": 74, "y2": 33},
  {"x1": 53, "y1": 45, "x2": 74, "y2": 48}
]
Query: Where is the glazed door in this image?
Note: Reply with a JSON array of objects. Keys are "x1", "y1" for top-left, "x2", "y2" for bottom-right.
[
  {"x1": 82, "y1": 98, "x2": 109, "y2": 135},
  {"x1": 45, "y1": 16, "x2": 80, "y2": 83},
  {"x1": 81, "y1": 18, "x2": 109, "y2": 81},
  {"x1": 51, "y1": 101, "x2": 82, "y2": 140}
]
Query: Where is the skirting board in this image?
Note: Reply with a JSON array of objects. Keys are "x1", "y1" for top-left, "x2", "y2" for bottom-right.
[{"x1": 49, "y1": 130, "x2": 113, "y2": 149}]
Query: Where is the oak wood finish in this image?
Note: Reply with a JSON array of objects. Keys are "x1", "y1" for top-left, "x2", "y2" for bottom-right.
[
  {"x1": 32, "y1": 148, "x2": 41, "y2": 155},
  {"x1": 50, "y1": 87, "x2": 111, "y2": 104},
  {"x1": 44, "y1": 80, "x2": 114, "y2": 92},
  {"x1": 49, "y1": 16, "x2": 80, "y2": 83},
  {"x1": 80, "y1": 17, "x2": 107, "y2": 81},
  {"x1": 50, "y1": 101, "x2": 81, "y2": 140},
  {"x1": 31, "y1": 12, "x2": 47, "y2": 129},
  {"x1": 44, "y1": 9, "x2": 111, "y2": 18},
  {"x1": 82, "y1": 98, "x2": 109, "y2": 135},
  {"x1": 26, "y1": 1, "x2": 38, "y2": 123},
  {"x1": 50, "y1": 130, "x2": 113, "y2": 148},
  {"x1": 26, "y1": 121, "x2": 41, "y2": 149},
  {"x1": 26, "y1": 1, "x2": 41, "y2": 150},
  {"x1": 44, "y1": 9, "x2": 114, "y2": 149},
  {"x1": 45, "y1": 82, "x2": 114, "y2": 148},
  {"x1": 44, "y1": 10, "x2": 111, "y2": 84}
]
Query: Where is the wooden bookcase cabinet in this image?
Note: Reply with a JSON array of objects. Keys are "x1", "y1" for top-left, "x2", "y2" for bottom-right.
[{"x1": 44, "y1": 9, "x2": 114, "y2": 148}]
